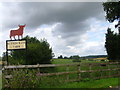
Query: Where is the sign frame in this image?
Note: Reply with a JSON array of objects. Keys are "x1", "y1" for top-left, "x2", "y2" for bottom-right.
[{"x1": 6, "y1": 39, "x2": 27, "y2": 51}]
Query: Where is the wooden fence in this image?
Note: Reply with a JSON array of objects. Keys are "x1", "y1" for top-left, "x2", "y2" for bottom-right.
[{"x1": 2, "y1": 62, "x2": 120, "y2": 82}]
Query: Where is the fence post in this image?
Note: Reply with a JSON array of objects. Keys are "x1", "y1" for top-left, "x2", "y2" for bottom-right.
[
  {"x1": 100, "y1": 63, "x2": 102, "y2": 79},
  {"x1": 37, "y1": 64, "x2": 41, "y2": 81},
  {"x1": 89, "y1": 64, "x2": 92, "y2": 79},
  {"x1": 107, "y1": 63, "x2": 110, "y2": 77},
  {"x1": 66, "y1": 65, "x2": 69, "y2": 81},
  {"x1": 37, "y1": 64, "x2": 40, "y2": 73},
  {"x1": 117, "y1": 62, "x2": 120, "y2": 76},
  {"x1": 77, "y1": 64, "x2": 81, "y2": 81}
]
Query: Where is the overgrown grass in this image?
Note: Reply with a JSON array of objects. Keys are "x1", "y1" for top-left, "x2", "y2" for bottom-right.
[
  {"x1": 2, "y1": 69, "x2": 40, "y2": 88},
  {"x1": 54, "y1": 78, "x2": 119, "y2": 88}
]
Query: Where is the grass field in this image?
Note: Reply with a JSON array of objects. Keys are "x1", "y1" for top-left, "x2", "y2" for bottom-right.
[
  {"x1": 51, "y1": 59, "x2": 111, "y2": 73},
  {"x1": 56, "y1": 78, "x2": 119, "y2": 88},
  {"x1": 38, "y1": 59, "x2": 120, "y2": 88},
  {"x1": 40, "y1": 77, "x2": 119, "y2": 88},
  {"x1": 52, "y1": 58, "x2": 108, "y2": 64}
]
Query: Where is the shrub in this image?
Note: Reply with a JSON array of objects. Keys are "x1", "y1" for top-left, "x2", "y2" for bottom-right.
[
  {"x1": 72, "y1": 55, "x2": 81, "y2": 62},
  {"x1": 72, "y1": 59, "x2": 81, "y2": 62},
  {"x1": 2, "y1": 69, "x2": 65, "y2": 88},
  {"x1": 3, "y1": 69, "x2": 40, "y2": 88},
  {"x1": 10, "y1": 36, "x2": 53, "y2": 65},
  {"x1": 39, "y1": 76, "x2": 65, "y2": 88}
]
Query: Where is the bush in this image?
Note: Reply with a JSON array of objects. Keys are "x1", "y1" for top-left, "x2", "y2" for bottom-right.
[
  {"x1": 3, "y1": 69, "x2": 40, "y2": 88},
  {"x1": 101, "y1": 59, "x2": 105, "y2": 62},
  {"x1": 39, "y1": 76, "x2": 65, "y2": 88},
  {"x1": 72, "y1": 59, "x2": 81, "y2": 62},
  {"x1": 71, "y1": 55, "x2": 81, "y2": 62},
  {"x1": 2, "y1": 69, "x2": 65, "y2": 88},
  {"x1": 10, "y1": 36, "x2": 53, "y2": 65}
]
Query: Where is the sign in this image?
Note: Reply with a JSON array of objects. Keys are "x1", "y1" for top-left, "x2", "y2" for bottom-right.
[
  {"x1": 6, "y1": 40, "x2": 27, "y2": 50},
  {"x1": 10, "y1": 24, "x2": 26, "y2": 40}
]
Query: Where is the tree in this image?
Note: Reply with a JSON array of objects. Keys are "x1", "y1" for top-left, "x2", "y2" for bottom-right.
[
  {"x1": 72, "y1": 55, "x2": 80, "y2": 59},
  {"x1": 105, "y1": 28, "x2": 117, "y2": 60},
  {"x1": 58, "y1": 55, "x2": 63, "y2": 59},
  {"x1": 103, "y1": 1, "x2": 120, "y2": 33},
  {"x1": 64, "y1": 56, "x2": 69, "y2": 59},
  {"x1": 72, "y1": 55, "x2": 81, "y2": 62},
  {"x1": 11, "y1": 36, "x2": 53, "y2": 65},
  {"x1": 2, "y1": 52, "x2": 6, "y2": 61},
  {"x1": 103, "y1": 1, "x2": 120, "y2": 22},
  {"x1": 103, "y1": 1, "x2": 120, "y2": 62},
  {"x1": 105, "y1": 28, "x2": 120, "y2": 61},
  {"x1": 69, "y1": 56, "x2": 73, "y2": 59}
]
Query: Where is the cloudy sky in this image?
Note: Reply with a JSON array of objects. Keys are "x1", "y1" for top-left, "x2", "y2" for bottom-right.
[{"x1": 0, "y1": 1, "x2": 118, "y2": 58}]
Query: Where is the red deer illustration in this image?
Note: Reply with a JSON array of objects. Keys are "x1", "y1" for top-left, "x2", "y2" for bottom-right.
[{"x1": 10, "y1": 24, "x2": 26, "y2": 40}]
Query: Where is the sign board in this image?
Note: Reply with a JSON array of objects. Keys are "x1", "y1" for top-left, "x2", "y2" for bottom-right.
[{"x1": 6, "y1": 40, "x2": 27, "y2": 50}]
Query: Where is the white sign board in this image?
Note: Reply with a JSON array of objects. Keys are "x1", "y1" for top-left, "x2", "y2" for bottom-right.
[{"x1": 6, "y1": 40, "x2": 26, "y2": 50}]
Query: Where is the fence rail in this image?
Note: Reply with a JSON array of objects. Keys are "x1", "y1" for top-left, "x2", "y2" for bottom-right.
[
  {"x1": 2, "y1": 62, "x2": 120, "y2": 82},
  {"x1": 3, "y1": 62, "x2": 120, "y2": 69}
]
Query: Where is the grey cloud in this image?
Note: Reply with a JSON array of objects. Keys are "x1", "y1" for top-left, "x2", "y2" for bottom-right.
[
  {"x1": 2, "y1": 2, "x2": 103, "y2": 29},
  {"x1": 1, "y1": 2, "x2": 105, "y2": 48}
]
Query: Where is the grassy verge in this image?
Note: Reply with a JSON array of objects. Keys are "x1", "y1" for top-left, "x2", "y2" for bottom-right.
[{"x1": 50, "y1": 78, "x2": 119, "y2": 88}]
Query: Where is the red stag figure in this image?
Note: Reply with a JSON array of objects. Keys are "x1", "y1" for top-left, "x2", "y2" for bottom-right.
[{"x1": 10, "y1": 24, "x2": 26, "y2": 40}]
